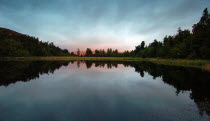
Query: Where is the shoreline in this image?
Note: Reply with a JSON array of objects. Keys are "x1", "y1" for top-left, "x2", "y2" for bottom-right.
[{"x1": 1, "y1": 57, "x2": 210, "y2": 71}]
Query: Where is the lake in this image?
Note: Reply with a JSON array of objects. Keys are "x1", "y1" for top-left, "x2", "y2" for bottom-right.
[{"x1": 0, "y1": 61, "x2": 210, "y2": 121}]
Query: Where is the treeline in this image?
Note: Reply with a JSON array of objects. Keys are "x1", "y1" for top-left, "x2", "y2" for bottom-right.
[
  {"x1": 0, "y1": 28, "x2": 70, "y2": 57},
  {"x1": 134, "y1": 8, "x2": 210, "y2": 59},
  {"x1": 1, "y1": 8, "x2": 209, "y2": 59},
  {"x1": 81, "y1": 8, "x2": 210, "y2": 59},
  {"x1": 80, "y1": 48, "x2": 134, "y2": 57}
]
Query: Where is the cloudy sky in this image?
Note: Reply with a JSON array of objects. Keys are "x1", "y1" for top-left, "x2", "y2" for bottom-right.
[{"x1": 0, "y1": 0, "x2": 209, "y2": 52}]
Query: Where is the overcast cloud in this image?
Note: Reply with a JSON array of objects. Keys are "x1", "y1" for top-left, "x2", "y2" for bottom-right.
[{"x1": 0, "y1": 0, "x2": 209, "y2": 51}]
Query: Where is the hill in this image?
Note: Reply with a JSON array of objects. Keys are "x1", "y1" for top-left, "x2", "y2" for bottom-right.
[{"x1": 0, "y1": 27, "x2": 70, "y2": 57}]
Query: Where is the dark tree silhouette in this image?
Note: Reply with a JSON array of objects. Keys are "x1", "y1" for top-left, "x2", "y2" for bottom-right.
[
  {"x1": 77, "y1": 48, "x2": 80, "y2": 56},
  {"x1": 134, "y1": 8, "x2": 210, "y2": 59},
  {"x1": 85, "y1": 48, "x2": 93, "y2": 56}
]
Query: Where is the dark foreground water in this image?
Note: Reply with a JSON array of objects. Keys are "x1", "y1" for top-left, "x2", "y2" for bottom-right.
[{"x1": 0, "y1": 61, "x2": 210, "y2": 121}]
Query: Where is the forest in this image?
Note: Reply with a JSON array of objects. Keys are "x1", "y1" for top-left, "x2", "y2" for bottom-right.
[
  {"x1": 82, "y1": 8, "x2": 210, "y2": 59},
  {"x1": 0, "y1": 8, "x2": 209, "y2": 59},
  {"x1": 133, "y1": 8, "x2": 210, "y2": 60}
]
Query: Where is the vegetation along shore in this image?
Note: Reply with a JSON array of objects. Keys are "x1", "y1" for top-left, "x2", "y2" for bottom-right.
[
  {"x1": 0, "y1": 8, "x2": 209, "y2": 71},
  {"x1": 1, "y1": 57, "x2": 210, "y2": 71}
]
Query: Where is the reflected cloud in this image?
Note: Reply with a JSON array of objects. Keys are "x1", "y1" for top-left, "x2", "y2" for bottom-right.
[{"x1": 0, "y1": 61, "x2": 210, "y2": 116}]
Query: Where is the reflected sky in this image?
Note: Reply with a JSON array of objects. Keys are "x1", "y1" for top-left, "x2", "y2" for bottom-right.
[{"x1": 0, "y1": 61, "x2": 209, "y2": 121}]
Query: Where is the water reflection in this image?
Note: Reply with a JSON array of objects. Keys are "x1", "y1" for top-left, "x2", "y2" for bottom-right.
[
  {"x1": 0, "y1": 61, "x2": 70, "y2": 86},
  {"x1": 0, "y1": 61, "x2": 210, "y2": 119},
  {"x1": 82, "y1": 61, "x2": 210, "y2": 116}
]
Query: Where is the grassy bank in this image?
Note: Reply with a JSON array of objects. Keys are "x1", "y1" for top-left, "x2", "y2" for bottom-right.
[
  {"x1": 1, "y1": 57, "x2": 210, "y2": 71},
  {"x1": 144, "y1": 58, "x2": 210, "y2": 71}
]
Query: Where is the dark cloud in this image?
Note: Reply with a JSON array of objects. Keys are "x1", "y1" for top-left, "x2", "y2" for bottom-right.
[{"x1": 0, "y1": 0, "x2": 209, "y2": 51}]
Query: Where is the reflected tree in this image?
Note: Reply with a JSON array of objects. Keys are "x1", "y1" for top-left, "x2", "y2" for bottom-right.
[
  {"x1": 0, "y1": 61, "x2": 70, "y2": 86},
  {"x1": 1, "y1": 60, "x2": 210, "y2": 116}
]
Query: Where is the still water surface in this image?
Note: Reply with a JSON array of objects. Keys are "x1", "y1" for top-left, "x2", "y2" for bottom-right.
[{"x1": 0, "y1": 61, "x2": 210, "y2": 121}]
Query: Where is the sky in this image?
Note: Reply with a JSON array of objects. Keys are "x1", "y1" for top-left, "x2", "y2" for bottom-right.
[{"x1": 0, "y1": 0, "x2": 209, "y2": 52}]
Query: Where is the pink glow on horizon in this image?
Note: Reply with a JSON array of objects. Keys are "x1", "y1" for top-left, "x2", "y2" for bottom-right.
[{"x1": 61, "y1": 44, "x2": 135, "y2": 53}]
